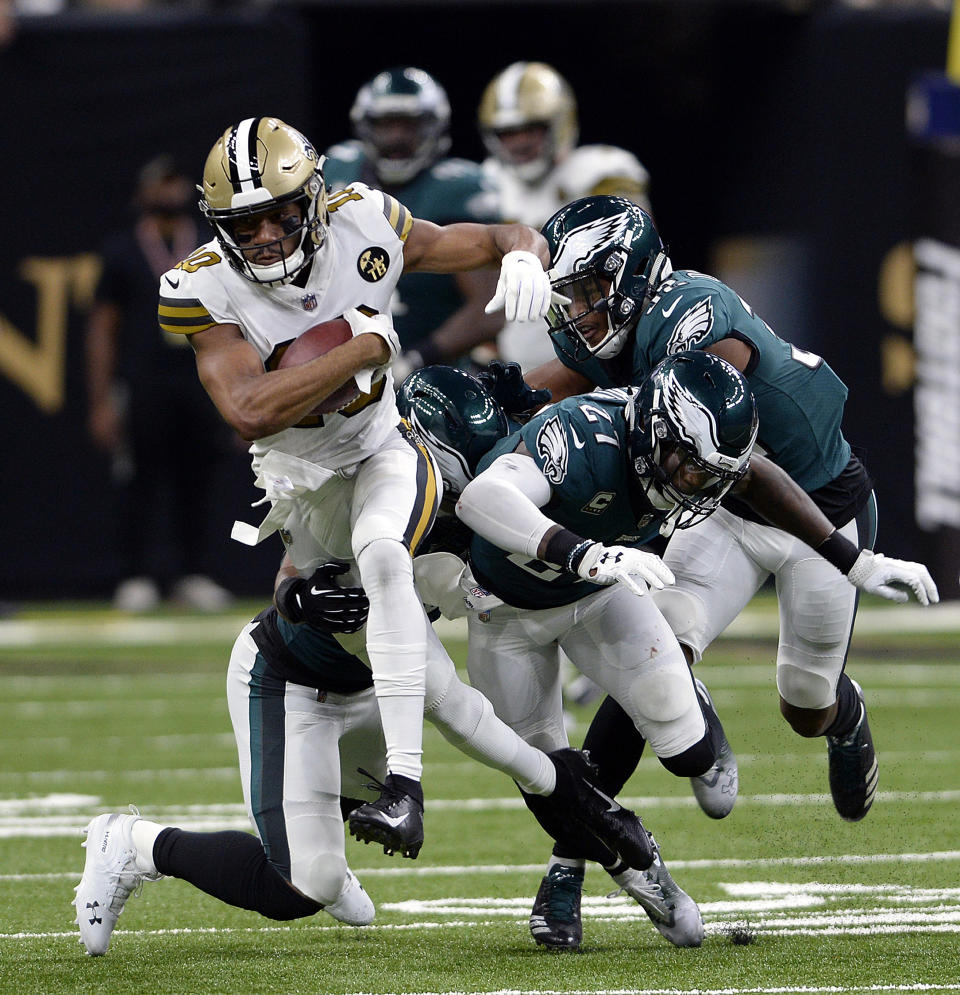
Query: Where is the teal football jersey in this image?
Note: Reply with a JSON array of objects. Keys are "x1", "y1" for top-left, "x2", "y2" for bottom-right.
[
  {"x1": 469, "y1": 389, "x2": 664, "y2": 609},
  {"x1": 554, "y1": 270, "x2": 851, "y2": 494},
  {"x1": 323, "y1": 142, "x2": 500, "y2": 349},
  {"x1": 252, "y1": 606, "x2": 372, "y2": 694}
]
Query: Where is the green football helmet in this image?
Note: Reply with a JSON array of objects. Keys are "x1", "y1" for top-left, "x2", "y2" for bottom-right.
[
  {"x1": 629, "y1": 351, "x2": 758, "y2": 536},
  {"x1": 396, "y1": 365, "x2": 509, "y2": 500},
  {"x1": 542, "y1": 195, "x2": 672, "y2": 362},
  {"x1": 350, "y1": 67, "x2": 451, "y2": 186}
]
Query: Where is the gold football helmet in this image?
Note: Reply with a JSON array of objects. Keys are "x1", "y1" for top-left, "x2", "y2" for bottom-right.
[
  {"x1": 478, "y1": 62, "x2": 578, "y2": 183},
  {"x1": 199, "y1": 117, "x2": 327, "y2": 286}
]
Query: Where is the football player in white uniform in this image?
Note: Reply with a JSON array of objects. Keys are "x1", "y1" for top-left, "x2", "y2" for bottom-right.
[
  {"x1": 157, "y1": 116, "x2": 554, "y2": 859},
  {"x1": 478, "y1": 62, "x2": 651, "y2": 373}
]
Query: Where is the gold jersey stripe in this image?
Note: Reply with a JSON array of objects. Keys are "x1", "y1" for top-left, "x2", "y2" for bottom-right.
[
  {"x1": 401, "y1": 419, "x2": 440, "y2": 554},
  {"x1": 588, "y1": 176, "x2": 648, "y2": 200},
  {"x1": 158, "y1": 297, "x2": 216, "y2": 334},
  {"x1": 381, "y1": 194, "x2": 413, "y2": 243}
]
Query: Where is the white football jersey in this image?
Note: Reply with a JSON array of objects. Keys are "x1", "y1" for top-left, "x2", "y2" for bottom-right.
[
  {"x1": 159, "y1": 183, "x2": 412, "y2": 471},
  {"x1": 483, "y1": 145, "x2": 651, "y2": 371},
  {"x1": 482, "y1": 144, "x2": 650, "y2": 229}
]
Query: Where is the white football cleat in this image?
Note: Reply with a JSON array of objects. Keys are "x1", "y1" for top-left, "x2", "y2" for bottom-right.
[
  {"x1": 323, "y1": 867, "x2": 375, "y2": 926},
  {"x1": 73, "y1": 811, "x2": 161, "y2": 956},
  {"x1": 609, "y1": 834, "x2": 704, "y2": 947},
  {"x1": 690, "y1": 678, "x2": 739, "y2": 818}
]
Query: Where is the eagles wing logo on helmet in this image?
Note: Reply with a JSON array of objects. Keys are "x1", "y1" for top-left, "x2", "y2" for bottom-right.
[
  {"x1": 535, "y1": 415, "x2": 569, "y2": 484},
  {"x1": 666, "y1": 298, "x2": 715, "y2": 355},
  {"x1": 552, "y1": 212, "x2": 633, "y2": 277},
  {"x1": 659, "y1": 358, "x2": 755, "y2": 473},
  {"x1": 660, "y1": 369, "x2": 730, "y2": 469}
]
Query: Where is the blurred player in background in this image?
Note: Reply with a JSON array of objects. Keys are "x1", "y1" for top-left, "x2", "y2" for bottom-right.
[
  {"x1": 156, "y1": 116, "x2": 554, "y2": 860},
  {"x1": 478, "y1": 61, "x2": 651, "y2": 373},
  {"x1": 85, "y1": 154, "x2": 236, "y2": 613},
  {"x1": 478, "y1": 61, "x2": 654, "y2": 707},
  {"x1": 324, "y1": 67, "x2": 504, "y2": 380}
]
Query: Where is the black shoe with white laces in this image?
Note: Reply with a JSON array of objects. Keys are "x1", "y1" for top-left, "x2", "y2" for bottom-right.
[
  {"x1": 827, "y1": 679, "x2": 878, "y2": 822},
  {"x1": 348, "y1": 772, "x2": 424, "y2": 859},
  {"x1": 529, "y1": 864, "x2": 584, "y2": 951},
  {"x1": 548, "y1": 748, "x2": 653, "y2": 870}
]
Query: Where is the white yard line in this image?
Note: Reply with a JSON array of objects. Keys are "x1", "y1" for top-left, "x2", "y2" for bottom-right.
[
  {"x1": 2, "y1": 601, "x2": 960, "y2": 648},
  {"x1": 0, "y1": 789, "x2": 959, "y2": 838},
  {"x1": 6, "y1": 850, "x2": 960, "y2": 882}
]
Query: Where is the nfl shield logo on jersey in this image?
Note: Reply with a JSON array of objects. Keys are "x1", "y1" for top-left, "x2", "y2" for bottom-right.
[{"x1": 301, "y1": 293, "x2": 318, "y2": 311}]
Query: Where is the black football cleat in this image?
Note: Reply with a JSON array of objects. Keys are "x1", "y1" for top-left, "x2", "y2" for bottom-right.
[
  {"x1": 348, "y1": 773, "x2": 424, "y2": 859},
  {"x1": 529, "y1": 864, "x2": 584, "y2": 951},
  {"x1": 827, "y1": 679, "x2": 878, "y2": 821},
  {"x1": 548, "y1": 748, "x2": 653, "y2": 870}
]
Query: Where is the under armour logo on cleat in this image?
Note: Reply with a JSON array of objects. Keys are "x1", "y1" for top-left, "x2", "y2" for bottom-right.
[{"x1": 86, "y1": 901, "x2": 102, "y2": 925}]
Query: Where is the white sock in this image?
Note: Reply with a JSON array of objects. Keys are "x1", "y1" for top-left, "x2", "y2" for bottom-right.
[
  {"x1": 130, "y1": 818, "x2": 163, "y2": 875},
  {"x1": 548, "y1": 856, "x2": 585, "y2": 873},
  {"x1": 360, "y1": 540, "x2": 428, "y2": 781}
]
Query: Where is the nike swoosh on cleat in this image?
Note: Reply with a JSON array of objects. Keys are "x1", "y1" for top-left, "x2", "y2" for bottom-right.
[
  {"x1": 585, "y1": 781, "x2": 622, "y2": 813},
  {"x1": 662, "y1": 298, "x2": 681, "y2": 318},
  {"x1": 379, "y1": 812, "x2": 409, "y2": 828}
]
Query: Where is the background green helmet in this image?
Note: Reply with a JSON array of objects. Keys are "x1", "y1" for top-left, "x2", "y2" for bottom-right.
[
  {"x1": 350, "y1": 67, "x2": 451, "y2": 185},
  {"x1": 396, "y1": 365, "x2": 509, "y2": 499},
  {"x1": 629, "y1": 351, "x2": 758, "y2": 536},
  {"x1": 542, "y1": 195, "x2": 671, "y2": 362}
]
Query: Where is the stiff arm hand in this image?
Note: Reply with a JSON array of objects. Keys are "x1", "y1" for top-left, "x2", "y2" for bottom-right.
[{"x1": 484, "y1": 250, "x2": 569, "y2": 321}]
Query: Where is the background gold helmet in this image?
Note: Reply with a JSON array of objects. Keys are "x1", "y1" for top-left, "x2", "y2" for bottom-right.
[
  {"x1": 478, "y1": 62, "x2": 578, "y2": 183},
  {"x1": 199, "y1": 117, "x2": 327, "y2": 287}
]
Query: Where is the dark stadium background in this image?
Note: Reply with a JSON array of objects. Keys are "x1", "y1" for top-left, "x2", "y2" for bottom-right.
[{"x1": 1, "y1": 1, "x2": 955, "y2": 599}]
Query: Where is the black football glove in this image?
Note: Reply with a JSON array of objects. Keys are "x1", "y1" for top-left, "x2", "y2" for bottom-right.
[
  {"x1": 476, "y1": 360, "x2": 552, "y2": 416},
  {"x1": 275, "y1": 561, "x2": 370, "y2": 633}
]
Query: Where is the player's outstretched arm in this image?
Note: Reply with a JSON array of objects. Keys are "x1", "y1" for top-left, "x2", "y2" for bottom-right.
[
  {"x1": 402, "y1": 219, "x2": 555, "y2": 322},
  {"x1": 735, "y1": 454, "x2": 939, "y2": 605}
]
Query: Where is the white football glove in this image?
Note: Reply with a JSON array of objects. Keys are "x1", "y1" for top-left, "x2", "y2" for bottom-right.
[
  {"x1": 576, "y1": 543, "x2": 676, "y2": 597},
  {"x1": 484, "y1": 250, "x2": 555, "y2": 322},
  {"x1": 343, "y1": 307, "x2": 400, "y2": 391},
  {"x1": 847, "y1": 549, "x2": 939, "y2": 606}
]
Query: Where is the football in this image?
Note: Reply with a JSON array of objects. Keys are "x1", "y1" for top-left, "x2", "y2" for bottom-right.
[{"x1": 277, "y1": 317, "x2": 361, "y2": 414}]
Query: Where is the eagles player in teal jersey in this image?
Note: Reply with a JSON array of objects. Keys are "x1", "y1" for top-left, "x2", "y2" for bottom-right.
[
  {"x1": 73, "y1": 546, "x2": 658, "y2": 957},
  {"x1": 399, "y1": 354, "x2": 925, "y2": 951},
  {"x1": 324, "y1": 67, "x2": 504, "y2": 378},
  {"x1": 524, "y1": 195, "x2": 938, "y2": 832}
]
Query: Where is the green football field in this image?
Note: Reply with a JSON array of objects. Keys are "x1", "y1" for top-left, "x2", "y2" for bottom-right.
[{"x1": 1, "y1": 595, "x2": 959, "y2": 995}]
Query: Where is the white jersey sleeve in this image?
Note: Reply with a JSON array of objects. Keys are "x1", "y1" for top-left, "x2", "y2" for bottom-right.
[{"x1": 554, "y1": 145, "x2": 651, "y2": 211}]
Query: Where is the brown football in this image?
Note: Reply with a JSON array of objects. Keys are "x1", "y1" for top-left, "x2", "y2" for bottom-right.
[{"x1": 277, "y1": 317, "x2": 360, "y2": 414}]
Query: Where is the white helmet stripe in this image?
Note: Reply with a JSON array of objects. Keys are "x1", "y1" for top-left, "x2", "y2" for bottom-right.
[
  {"x1": 228, "y1": 117, "x2": 262, "y2": 193},
  {"x1": 495, "y1": 62, "x2": 527, "y2": 110}
]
